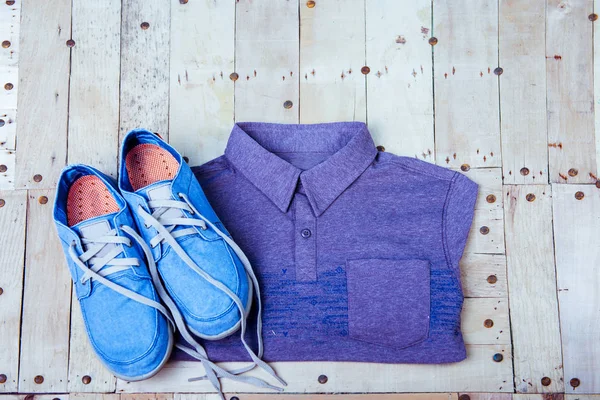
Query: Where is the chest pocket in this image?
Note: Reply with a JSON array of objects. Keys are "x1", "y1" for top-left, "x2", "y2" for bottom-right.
[{"x1": 346, "y1": 258, "x2": 431, "y2": 349}]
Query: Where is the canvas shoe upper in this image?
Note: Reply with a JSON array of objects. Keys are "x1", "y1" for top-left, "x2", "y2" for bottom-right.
[{"x1": 53, "y1": 164, "x2": 173, "y2": 381}]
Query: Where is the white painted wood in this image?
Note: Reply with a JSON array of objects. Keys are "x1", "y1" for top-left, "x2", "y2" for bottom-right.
[
  {"x1": 596, "y1": 0, "x2": 600, "y2": 180},
  {"x1": 366, "y1": 0, "x2": 434, "y2": 160},
  {"x1": 120, "y1": 0, "x2": 170, "y2": 139},
  {"x1": 175, "y1": 395, "x2": 457, "y2": 400},
  {"x1": 434, "y1": 0, "x2": 501, "y2": 169},
  {"x1": 0, "y1": 190, "x2": 26, "y2": 392},
  {"x1": 19, "y1": 190, "x2": 71, "y2": 392},
  {"x1": 0, "y1": 0, "x2": 20, "y2": 151},
  {"x1": 235, "y1": 0, "x2": 299, "y2": 123},
  {"x1": 460, "y1": 253, "x2": 507, "y2": 298},
  {"x1": 120, "y1": 394, "x2": 173, "y2": 400},
  {"x1": 553, "y1": 184, "x2": 600, "y2": 393},
  {"x1": 504, "y1": 185, "x2": 563, "y2": 393},
  {"x1": 0, "y1": 149, "x2": 14, "y2": 189},
  {"x1": 118, "y1": 345, "x2": 512, "y2": 393},
  {"x1": 14, "y1": 0, "x2": 70, "y2": 188},
  {"x1": 566, "y1": 396, "x2": 600, "y2": 400},
  {"x1": 68, "y1": 0, "x2": 120, "y2": 178},
  {"x1": 460, "y1": 395, "x2": 512, "y2": 400},
  {"x1": 499, "y1": 0, "x2": 548, "y2": 184},
  {"x1": 71, "y1": 394, "x2": 119, "y2": 400},
  {"x1": 462, "y1": 298, "x2": 510, "y2": 345},
  {"x1": 0, "y1": 396, "x2": 70, "y2": 400},
  {"x1": 300, "y1": 0, "x2": 366, "y2": 124},
  {"x1": 547, "y1": 0, "x2": 596, "y2": 183},
  {"x1": 169, "y1": 0, "x2": 235, "y2": 166}
]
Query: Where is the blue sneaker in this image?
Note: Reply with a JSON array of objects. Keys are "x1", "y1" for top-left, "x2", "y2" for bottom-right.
[{"x1": 53, "y1": 164, "x2": 173, "y2": 381}]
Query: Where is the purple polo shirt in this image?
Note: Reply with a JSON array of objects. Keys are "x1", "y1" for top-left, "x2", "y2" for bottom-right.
[{"x1": 191, "y1": 122, "x2": 478, "y2": 364}]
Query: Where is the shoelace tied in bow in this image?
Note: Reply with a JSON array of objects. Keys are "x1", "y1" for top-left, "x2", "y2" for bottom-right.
[{"x1": 135, "y1": 192, "x2": 286, "y2": 397}]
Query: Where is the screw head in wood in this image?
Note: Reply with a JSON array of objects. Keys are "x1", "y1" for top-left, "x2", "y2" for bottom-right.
[
  {"x1": 318, "y1": 374, "x2": 328, "y2": 384},
  {"x1": 520, "y1": 167, "x2": 529, "y2": 176},
  {"x1": 429, "y1": 37, "x2": 438, "y2": 45},
  {"x1": 541, "y1": 376, "x2": 552, "y2": 386},
  {"x1": 494, "y1": 67, "x2": 503, "y2": 75},
  {"x1": 458, "y1": 395, "x2": 470, "y2": 400},
  {"x1": 479, "y1": 226, "x2": 489, "y2": 235},
  {"x1": 183, "y1": 156, "x2": 189, "y2": 163},
  {"x1": 82, "y1": 375, "x2": 92, "y2": 384},
  {"x1": 230, "y1": 397, "x2": 240, "y2": 400},
  {"x1": 526, "y1": 193, "x2": 536, "y2": 202},
  {"x1": 575, "y1": 191, "x2": 584, "y2": 200},
  {"x1": 0, "y1": 164, "x2": 6, "y2": 173},
  {"x1": 589, "y1": 13, "x2": 598, "y2": 21},
  {"x1": 568, "y1": 168, "x2": 578, "y2": 177},
  {"x1": 4, "y1": 82, "x2": 13, "y2": 90},
  {"x1": 460, "y1": 164, "x2": 470, "y2": 172},
  {"x1": 33, "y1": 174, "x2": 43, "y2": 183},
  {"x1": 24, "y1": 396, "x2": 34, "y2": 400},
  {"x1": 306, "y1": 0, "x2": 316, "y2": 7},
  {"x1": 229, "y1": 72, "x2": 239, "y2": 81},
  {"x1": 179, "y1": 0, "x2": 188, "y2": 3},
  {"x1": 1, "y1": 40, "x2": 10, "y2": 48},
  {"x1": 0, "y1": 373, "x2": 6, "y2": 383},
  {"x1": 66, "y1": 39, "x2": 75, "y2": 48},
  {"x1": 0, "y1": 119, "x2": 4, "y2": 127},
  {"x1": 492, "y1": 353, "x2": 503, "y2": 362},
  {"x1": 0, "y1": 287, "x2": 3, "y2": 295},
  {"x1": 0, "y1": 199, "x2": 4, "y2": 208},
  {"x1": 6, "y1": 1, "x2": 15, "y2": 5},
  {"x1": 570, "y1": 378, "x2": 581, "y2": 388},
  {"x1": 483, "y1": 319, "x2": 494, "y2": 328},
  {"x1": 377, "y1": 145, "x2": 385, "y2": 152},
  {"x1": 283, "y1": 100, "x2": 293, "y2": 109},
  {"x1": 361, "y1": 66, "x2": 370, "y2": 74},
  {"x1": 486, "y1": 194, "x2": 496, "y2": 203},
  {"x1": 38, "y1": 196, "x2": 48, "y2": 205},
  {"x1": 596, "y1": 180, "x2": 600, "y2": 189},
  {"x1": 140, "y1": 22, "x2": 150, "y2": 30},
  {"x1": 487, "y1": 275, "x2": 497, "y2": 284},
  {"x1": 34, "y1": 375, "x2": 44, "y2": 384}
]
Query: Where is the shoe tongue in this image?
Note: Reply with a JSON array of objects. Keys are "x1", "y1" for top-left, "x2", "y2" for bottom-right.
[
  {"x1": 72, "y1": 214, "x2": 118, "y2": 256},
  {"x1": 136, "y1": 181, "x2": 185, "y2": 221}
]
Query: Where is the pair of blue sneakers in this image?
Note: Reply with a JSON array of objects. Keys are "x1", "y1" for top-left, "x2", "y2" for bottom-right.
[{"x1": 53, "y1": 129, "x2": 284, "y2": 396}]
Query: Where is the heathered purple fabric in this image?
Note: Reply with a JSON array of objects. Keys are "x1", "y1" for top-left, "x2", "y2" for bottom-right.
[{"x1": 189, "y1": 122, "x2": 478, "y2": 364}]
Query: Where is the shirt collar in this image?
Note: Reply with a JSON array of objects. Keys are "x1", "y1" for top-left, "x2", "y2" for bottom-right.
[{"x1": 224, "y1": 122, "x2": 378, "y2": 216}]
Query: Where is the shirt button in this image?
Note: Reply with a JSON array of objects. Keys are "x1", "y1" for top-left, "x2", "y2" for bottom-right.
[{"x1": 301, "y1": 228, "x2": 312, "y2": 238}]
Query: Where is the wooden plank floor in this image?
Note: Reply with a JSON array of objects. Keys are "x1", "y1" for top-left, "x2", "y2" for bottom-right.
[{"x1": 0, "y1": 0, "x2": 599, "y2": 397}]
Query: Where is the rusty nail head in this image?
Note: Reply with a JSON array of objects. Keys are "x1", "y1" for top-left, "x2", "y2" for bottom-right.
[
  {"x1": 480, "y1": 226, "x2": 489, "y2": 235},
  {"x1": 140, "y1": 22, "x2": 150, "y2": 30},
  {"x1": 283, "y1": 100, "x2": 293, "y2": 109},
  {"x1": 24, "y1": 395, "x2": 34, "y2": 400},
  {"x1": 307, "y1": 0, "x2": 316, "y2": 7},
  {"x1": 38, "y1": 196, "x2": 48, "y2": 205},
  {"x1": 520, "y1": 167, "x2": 530, "y2": 176},
  {"x1": 229, "y1": 72, "x2": 239, "y2": 81},
  {"x1": 568, "y1": 168, "x2": 578, "y2": 177},
  {"x1": 66, "y1": 39, "x2": 75, "y2": 48},
  {"x1": 230, "y1": 397, "x2": 239, "y2": 400},
  {"x1": 541, "y1": 376, "x2": 552, "y2": 386},
  {"x1": 596, "y1": 180, "x2": 600, "y2": 189},
  {"x1": 33, "y1": 174, "x2": 43, "y2": 183},
  {"x1": 4, "y1": 83, "x2": 13, "y2": 90},
  {"x1": 180, "y1": 0, "x2": 188, "y2": 3},
  {"x1": 0, "y1": 119, "x2": 4, "y2": 127},
  {"x1": 361, "y1": 66, "x2": 370, "y2": 75},
  {"x1": 575, "y1": 191, "x2": 585, "y2": 200},
  {"x1": 429, "y1": 37, "x2": 438, "y2": 45},
  {"x1": 483, "y1": 319, "x2": 494, "y2": 328},
  {"x1": 487, "y1": 275, "x2": 497, "y2": 284},
  {"x1": 6, "y1": 1, "x2": 15, "y2": 5},
  {"x1": 589, "y1": 13, "x2": 598, "y2": 21},
  {"x1": 318, "y1": 374, "x2": 328, "y2": 384},
  {"x1": 34, "y1": 375, "x2": 44, "y2": 384},
  {"x1": 494, "y1": 67, "x2": 503, "y2": 75},
  {"x1": 570, "y1": 378, "x2": 581, "y2": 388},
  {"x1": 0, "y1": 373, "x2": 6, "y2": 383},
  {"x1": 377, "y1": 145, "x2": 385, "y2": 152},
  {"x1": 526, "y1": 193, "x2": 536, "y2": 202},
  {"x1": 486, "y1": 194, "x2": 496, "y2": 203},
  {"x1": 82, "y1": 375, "x2": 92, "y2": 384},
  {"x1": 0, "y1": 199, "x2": 4, "y2": 208},
  {"x1": 0, "y1": 287, "x2": 3, "y2": 295},
  {"x1": 0, "y1": 164, "x2": 6, "y2": 172},
  {"x1": 458, "y1": 395, "x2": 471, "y2": 400},
  {"x1": 493, "y1": 353, "x2": 503, "y2": 362},
  {"x1": 1, "y1": 40, "x2": 10, "y2": 48},
  {"x1": 183, "y1": 156, "x2": 189, "y2": 163},
  {"x1": 460, "y1": 164, "x2": 470, "y2": 172}
]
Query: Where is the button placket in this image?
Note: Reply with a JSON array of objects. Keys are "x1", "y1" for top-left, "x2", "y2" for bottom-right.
[{"x1": 294, "y1": 193, "x2": 317, "y2": 282}]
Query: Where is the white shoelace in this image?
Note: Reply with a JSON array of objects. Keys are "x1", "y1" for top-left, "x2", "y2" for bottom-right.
[{"x1": 136, "y1": 192, "x2": 286, "y2": 396}]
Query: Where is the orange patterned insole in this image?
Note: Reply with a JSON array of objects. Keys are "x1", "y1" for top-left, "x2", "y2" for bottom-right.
[
  {"x1": 125, "y1": 143, "x2": 179, "y2": 191},
  {"x1": 67, "y1": 175, "x2": 120, "y2": 227}
]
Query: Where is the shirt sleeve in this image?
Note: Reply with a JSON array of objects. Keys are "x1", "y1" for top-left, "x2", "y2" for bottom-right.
[{"x1": 443, "y1": 171, "x2": 479, "y2": 273}]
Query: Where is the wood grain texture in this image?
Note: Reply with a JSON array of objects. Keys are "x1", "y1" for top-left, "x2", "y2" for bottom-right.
[
  {"x1": 235, "y1": 0, "x2": 299, "y2": 123},
  {"x1": 0, "y1": 190, "x2": 27, "y2": 392},
  {"x1": 366, "y1": 0, "x2": 434, "y2": 160},
  {"x1": 547, "y1": 0, "x2": 596, "y2": 183},
  {"x1": 68, "y1": 0, "x2": 120, "y2": 178},
  {"x1": 434, "y1": 0, "x2": 500, "y2": 169},
  {"x1": 175, "y1": 395, "x2": 458, "y2": 400},
  {"x1": 462, "y1": 298, "x2": 510, "y2": 345},
  {"x1": 300, "y1": 0, "x2": 366, "y2": 123},
  {"x1": 118, "y1": 345, "x2": 512, "y2": 393},
  {"x1": 19, "y1": 190, "x2": 72, "y2": 392},
  {"x1": 169, "y1": 0, "x2": 235, "y2": 166},
  {"x1": 553, "y1": 184, "x2": 600, "y2": 393},
  {"x1": 0, "y1": 0, "x2": 19, "y2": 152},
  {"x1": 120, "y1": 0, "x2": 170, "y2": 139},
  {"x1": 461, "y1": 253, "x2": 508, "y2": 298},
  {"x1": 71, "y1": 394, "x2": 120, "y2": 400},
  {"x1": 14, "y1": 0, "x2": 70, "y2": 188},
  {"x1": 0, "y1": 149, "x2": 14, "y2": 189},
  {"x1": 504, "y1": 185, "x2": 563, "y2": 393},
  {"x1": 499, "y1": 0, "x2": 548, "y2": 184}
]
